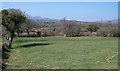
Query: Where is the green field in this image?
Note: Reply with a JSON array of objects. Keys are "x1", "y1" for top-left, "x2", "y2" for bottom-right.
[{"x1": 7, "y1": 36, "x2": 118, "y2": 69}]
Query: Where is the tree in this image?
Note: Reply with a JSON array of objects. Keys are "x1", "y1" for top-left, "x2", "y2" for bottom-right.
[
  {"x1": 74, "y1": 24, "x2": 81, "y2": 36},
  {"x1": 87, "y1": 24, "x2": 99, "y2": 33},
  {"x1": 97, "y1": 23, "x2": 119, "y2": 37},
  {"x1": 108, "y1": 24, "x2": 118, "y2": 37},
  {"x1": 25, "y1": 19, "x2": 34, "y2": 36},
  {"x1": 97, "y1": 27, "x2": 108, "y2": 37},
  {"x1": 23, "y1": 19, "x2": 39, "y2": 36},
  {"x1": 1, "y1": 9, "x2": 26, "y2": 48},
  {"x1": 60, "y1": 18, "x2": 80, "y2": 37}
]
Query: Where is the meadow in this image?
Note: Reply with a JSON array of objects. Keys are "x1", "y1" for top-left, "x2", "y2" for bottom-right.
[{"x1": 6, "y1": 36, "x2": 118, "y2": 69}]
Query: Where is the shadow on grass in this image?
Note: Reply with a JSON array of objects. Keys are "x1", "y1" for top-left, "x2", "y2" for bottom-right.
[
  {"x1": 18, "y1": 43, "x2": 53, "y2": 48},
  {"x1": 14, "y1": 39, "x2": 47, "y2": 43}
]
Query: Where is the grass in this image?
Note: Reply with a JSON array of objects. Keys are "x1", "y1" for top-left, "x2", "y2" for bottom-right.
[
  {"x1": 0, "y1": 37, "x2": 2, "y2": 45},
  {"x1": 7, "y1": 36, "x2": 118, "y2": 69}
]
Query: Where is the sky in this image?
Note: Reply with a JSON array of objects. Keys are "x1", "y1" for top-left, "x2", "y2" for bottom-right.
[
  {"x1": 1, "y1": 0, "x2": 120, "y2": 2},
  {"x1": 1, "y1": 2, "x2": 118, "y2": 22}
]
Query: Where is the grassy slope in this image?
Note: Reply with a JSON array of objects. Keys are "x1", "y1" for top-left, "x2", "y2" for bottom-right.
[{"x1": 7, "y1": 36, "x2": 118, "y2": 69}]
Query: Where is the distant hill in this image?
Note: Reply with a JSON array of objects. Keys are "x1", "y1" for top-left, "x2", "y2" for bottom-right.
[
  {"x1": 28, "y1": 16, "x2": 60, "y2": 25},
  {"x1": 28, "y1": 16, "x2": 119, "y2": 25}
]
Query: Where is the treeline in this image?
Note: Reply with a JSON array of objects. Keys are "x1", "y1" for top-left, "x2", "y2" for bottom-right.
[
  {"x1": 9, "y1": 17, "x2": 119, "y2": 37},
  {"x1": 1, "y1": 9, "x2": 119, "y2": 38}
]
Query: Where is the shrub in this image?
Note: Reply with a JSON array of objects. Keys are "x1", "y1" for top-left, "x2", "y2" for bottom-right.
[
  {"x1": 97, "y1": 24, "x2": 119, "y2": 37},
  {"x1": 97, "y1": 27, "x2": 108, "y2": 37},
  {"x1": 87, "y1": 24, "x2": 99, "y2": 33}
]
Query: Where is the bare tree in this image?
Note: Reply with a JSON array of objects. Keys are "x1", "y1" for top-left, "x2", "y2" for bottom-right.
[{"x1": 60, "y1": 18, "x2": 81, "y2": 37}]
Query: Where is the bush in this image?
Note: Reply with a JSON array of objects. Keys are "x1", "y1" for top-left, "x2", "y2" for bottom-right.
[
  {"x1": 97, "y1": 24, "x2": 119, "y2": 37},
  {"x1": 97, "y1": 28, "x2": 108, "y2": 37},
  {"x1": 87, "y1": 24, "x2": 99, "y2": 33}
]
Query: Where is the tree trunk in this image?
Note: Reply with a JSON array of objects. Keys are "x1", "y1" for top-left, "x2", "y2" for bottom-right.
[
  {"x1": 5, "y1": 33, "x2": 14, "y2": 49},
  {"x1": 7, "y1": 36, "x2": 13, "y2": 49},
  {"x1": 26, "y1": 29, "x2": 29, "y2": 36},
  {"x1": 17, "y1": 32, "x2": 20, "y2": 37},
  {"x1": 20, "y1": 31, "x2": 22, "y2": 36},
  {"x1": 16, "y1": 29, "x2": 20, "y2": 37}
]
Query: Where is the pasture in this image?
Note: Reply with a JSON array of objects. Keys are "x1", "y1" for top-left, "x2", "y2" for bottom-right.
[{"x1": 7, "y1": 36, "x2": 118, "y2": 69}]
